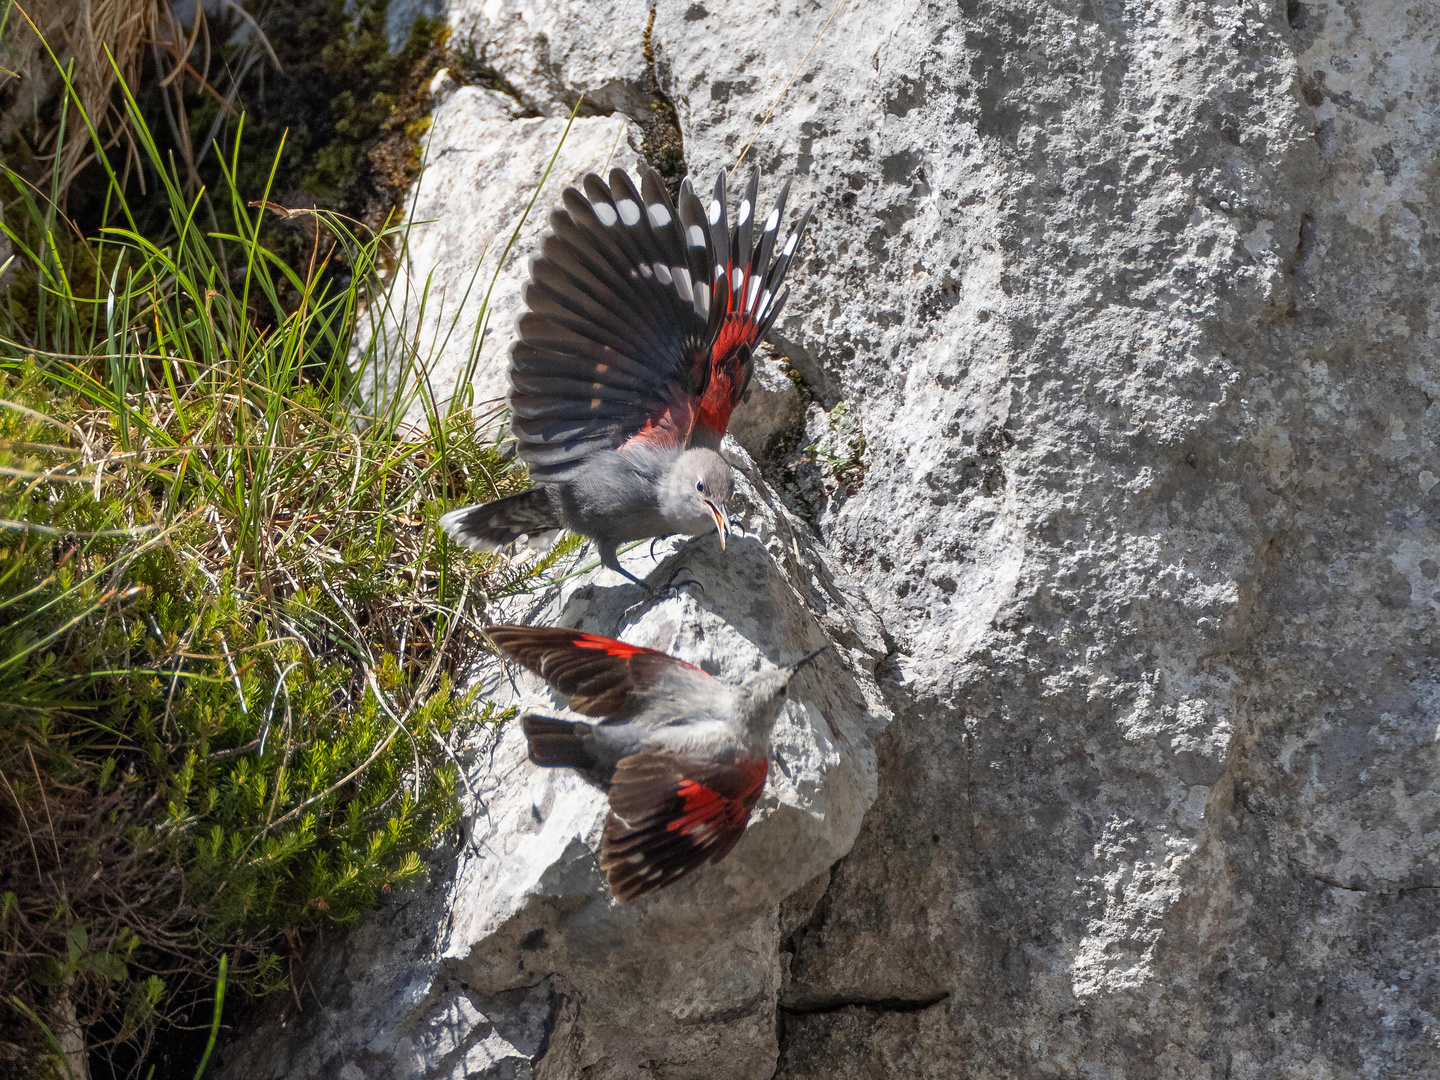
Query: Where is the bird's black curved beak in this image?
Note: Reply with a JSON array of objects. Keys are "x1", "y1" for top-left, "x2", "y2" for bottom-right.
[{"x1": 789, "y1": 645, "x2": 830, "y2": 675}]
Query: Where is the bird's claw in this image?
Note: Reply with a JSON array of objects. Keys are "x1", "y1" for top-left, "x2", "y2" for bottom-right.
[
  {"x1": 658, "y1": 577, "x2": 702, "y2": 600},
  {"x1": 618, "y1": 567, "x2": 703, "y2": 621},
  {"x1": 661, "y1": 564, "x2": 703, "y2": 597}
]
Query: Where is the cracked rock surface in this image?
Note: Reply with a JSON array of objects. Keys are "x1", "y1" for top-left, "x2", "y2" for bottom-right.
[{"x1": 223, "y1": 0, "x2": 1440, "y2": 1076}]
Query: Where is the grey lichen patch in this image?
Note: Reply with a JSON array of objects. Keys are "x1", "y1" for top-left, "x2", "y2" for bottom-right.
[{"x1": 759, "y1": 393, "x2": 869, "y2": 532}]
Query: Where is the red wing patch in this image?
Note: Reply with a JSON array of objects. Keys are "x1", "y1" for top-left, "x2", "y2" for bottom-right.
[
  {"x1": 693, "y1": 320, "x2": 756, "y2": 442},
  {"x1": 568, "y1": 632, "x2": 704, "y2": 672},
  {"x1": 569, "y1": 634, "x2": 648, "y2": 659},
  {"x1": 666, "y1": 764, "x2": 766, "y2": 837},
  {"x1": 600, "y1": 752, "x2": 769, "y2": 903},
  {"x1": 616, "y1": 392, "x2": 699, "y2": 453},
  {"x1": 690, "y1": 169, "x2": 811, "y2": 447},
  {"x1": 485, "y1": 625, "x2": 710, "y2": 719},
  {"x1": 711, "y1": 315, "x2": 757, "y2": 364}
]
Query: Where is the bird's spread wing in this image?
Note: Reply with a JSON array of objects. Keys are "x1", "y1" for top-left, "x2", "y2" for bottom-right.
[
  {"x1": 690, "y1": 169, "x2": 815, "y2": 448},
  {"x1": 509, "y1": 168, "x2": 716, "y2": 481},
  {"x1": 600, "y1": 750, "x2": 769, "y2": 903},
  {"x1": 485, "y1": 624, "x2": 716, "y2": 720}
]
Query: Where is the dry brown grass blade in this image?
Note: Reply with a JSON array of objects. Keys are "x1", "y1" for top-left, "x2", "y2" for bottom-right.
[
  {"x1": 156, "y1": 0, "x2": 204, "y2": 89},
  {"x1": 6, "y1": 0, "x2": 280, "y2": 197},
  {"x1": 10, "y1": 0, "x2": 162, "y2": 194},
  {"x1": 0, "y1": 764, "x2": 44, "y2": 883}
]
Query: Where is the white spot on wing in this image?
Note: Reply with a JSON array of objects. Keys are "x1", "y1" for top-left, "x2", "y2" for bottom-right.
[
  {"x1": 654, "y1": 263, "x2": 673, "y2": 286},
  {"x1": 617, "y1": 199, "x2": 641, "y2": 226},
  {"x1": 708, "y1": 200, "x2": 722, "y2": 225},
  {"x1": 758, "y1": 289, "x2": 771, "y2": 315},
  {"x1": 688, "y1": 224, "x2": 706, "y2": 247},
  {"x1": 782, "y1": 232, "x2": 798, "y2": 256},
  {"x1": 647, "y1": 203, "x2": 672, "y2": 228},
  {"x1": 593, "y1": 202, "x2": 618, "y2": 227},
  {"x1": 745, "y1": 276, "x2": 762, "y2": 312},
  {"x1": 764, "y1": 208, "x2": 779, "y2": 232},
  {"x1": 737, "y1": 199, "x2": 751, "y2": 227},
  {"x1": 673, "y1": 266, "x2": 693, "y2": 303}
]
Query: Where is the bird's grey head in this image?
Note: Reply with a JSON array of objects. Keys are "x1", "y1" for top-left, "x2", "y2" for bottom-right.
[
  {"x1": 735, "y1": 647, "x2": 829, "y2": 744},
  {"x1": 660, "y1": 447, "x2": 734, "y2": 548}
]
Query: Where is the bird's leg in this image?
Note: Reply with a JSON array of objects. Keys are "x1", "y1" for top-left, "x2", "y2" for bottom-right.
[
  {"x1": 599, "y1": 542, "x2": 699, "y2": 621},
  {"x1": 644, "y1": 537, "x2": 702, "y2": 592},
  {"x1": 598, "y1": 542, "x2": 650, "y2": 590}
]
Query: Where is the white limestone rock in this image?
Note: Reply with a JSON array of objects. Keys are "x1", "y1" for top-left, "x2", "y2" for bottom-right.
[{"x1": 355, "y1": 94, "x2": 639, "y2": 421}]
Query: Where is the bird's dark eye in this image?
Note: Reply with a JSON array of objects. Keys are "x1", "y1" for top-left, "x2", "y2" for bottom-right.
[
  {"x1": 778, "y1": 685, "x2": 788, "y2": 697},
  {"x1": 696, "y1": 479, "x2": 705, "y2": 492}
]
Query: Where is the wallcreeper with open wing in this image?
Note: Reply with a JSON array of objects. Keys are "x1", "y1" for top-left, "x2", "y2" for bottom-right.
[
  {"x1": 486, "y1": 624, "x2": 826, "y2": 902},
  {"x1": 443, "y1": 167, "x2": 812, "y2": 587}
]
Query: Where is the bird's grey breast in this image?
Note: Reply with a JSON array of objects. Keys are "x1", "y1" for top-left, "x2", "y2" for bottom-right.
[{"x1": 553, "y1": 449, "x2": 671, "y2": 541}]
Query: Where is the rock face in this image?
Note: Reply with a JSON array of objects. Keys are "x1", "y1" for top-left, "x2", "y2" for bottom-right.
[{"x1": 224, "y1": 0, "x2": 1440, "y2": 1076}]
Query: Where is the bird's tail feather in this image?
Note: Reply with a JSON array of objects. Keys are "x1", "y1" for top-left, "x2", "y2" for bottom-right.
[
  {"x1": 521, "y1": 714, "x2": 595, "y2": 771},
  {"x1": 441, "y1": 488, "x2": 560, "y2": 552}
]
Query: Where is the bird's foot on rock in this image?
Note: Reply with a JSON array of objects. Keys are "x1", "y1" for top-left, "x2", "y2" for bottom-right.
[
  {"x1": 658, "y1": 564, "x2": 703, "y2": 599},
  {"x1": 619, "y1": 566, "x2": 703, "y2": 621}
]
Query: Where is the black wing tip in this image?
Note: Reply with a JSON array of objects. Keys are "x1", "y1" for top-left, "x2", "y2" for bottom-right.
[
  {"x1": 608, "y1": 167, "x2": 643, "y2": 204},
  {"x1": 794, "y1": 202, "x2": 816, "y2": 239},
  {"x1": 483, "y1": 624, "x2": 586, "y2": 671},
  {"x1": 485, "y1": 622, "x2": 574, "y2": 639}
]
